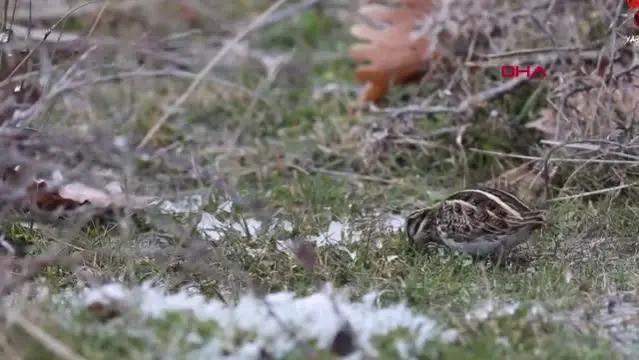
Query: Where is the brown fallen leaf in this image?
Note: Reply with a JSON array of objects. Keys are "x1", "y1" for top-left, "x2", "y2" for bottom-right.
[
  {"x1": 484, "y1": 160, "x2": 559, "y2": 205},
  {"x1": 349, "y1": 0, "x2": 437, "y2": 104},
  {"x1": 28, "y1": 180, "x2": 156, "y2": 213}
]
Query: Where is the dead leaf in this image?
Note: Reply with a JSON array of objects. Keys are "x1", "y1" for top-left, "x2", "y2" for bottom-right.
[
  {"x1": 60, "y1": 182, "x2": 155, "y2": 209},
  {"x1": 349, "y1": 0, "x2": 437, "y2": 104},
  {"x1": 484, "y1": 160, "x2": 559, "y2": 205},
  {"x1": 27, "y1": 180, "x2": 81, "y2": 212},
  {"x1": 27, "y1": 180, "x2": 155, "y2": 213}
]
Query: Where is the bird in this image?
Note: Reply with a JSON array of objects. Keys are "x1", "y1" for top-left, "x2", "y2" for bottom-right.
[{"x1": 405, "y1": 186, "x2": 546, "y2": 259}]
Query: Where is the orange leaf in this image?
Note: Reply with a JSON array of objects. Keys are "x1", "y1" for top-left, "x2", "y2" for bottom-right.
[{"x1": 349, "y1": 0, "x2": 441, "y2": 104}]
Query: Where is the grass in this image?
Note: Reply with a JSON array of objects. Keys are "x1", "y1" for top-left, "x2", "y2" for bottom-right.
[
  {"x1": 9, "y1": 169, "x2": 639, "y2": 358},
  {"x1": 2, "y1": 1, "x2": 638, "y2": 359}
]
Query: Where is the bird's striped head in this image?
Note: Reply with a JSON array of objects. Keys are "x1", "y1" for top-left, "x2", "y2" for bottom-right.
[{"x1": 405, "y1": 207, "x2": 438, "y2": 248}]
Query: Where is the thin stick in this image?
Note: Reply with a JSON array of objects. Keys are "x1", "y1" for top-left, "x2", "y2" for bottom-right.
[
  {"x1": 0, "y1": 1, "x2": 101, "y2": 86},
  {"x1": 469, "y1": 148, "x2": 639, "y2": 165},
  {"x1": 547, "y1": 182, "x2": 639, "y2": 202},
  {"x1": 87, "y1": 0, "x2": 110, "y2": 37},
  {"x1": 10, "y1": 312, "x2": 87, "y2": 360},
  {"x1": 372, "y1": 77, "x2": 528, "y2": 116},
  {"x1": 484, "y1": 46, "x2": 586, "y2": 59},
  {"x1": 137, "y1": 0, "x2": 289, "y2": 150}
]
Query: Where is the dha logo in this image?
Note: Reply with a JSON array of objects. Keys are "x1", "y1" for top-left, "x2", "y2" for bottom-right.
[
  {"x1": 500, "y1": 65, "x2": 548, "y2": 79},
  {"x1": 629, "y1": 0, "x2": 639, "y2": 26},
  {"x1": 623, "y1": 1, "x2": 639, "y2": 45},
  {"x1": 625, "y1": 34, "x2": 639, "y2": 46}
]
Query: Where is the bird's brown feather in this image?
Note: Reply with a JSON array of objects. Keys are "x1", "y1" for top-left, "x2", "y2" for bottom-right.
[{"x1": 406, "y1": 186, "x2": 546, "y2": 254}]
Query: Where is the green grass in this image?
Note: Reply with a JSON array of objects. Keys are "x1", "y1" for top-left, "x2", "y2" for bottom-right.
[
  {"x1": 3, "y1": 3, "x2": 637, "y2": 360},
  {"x1": 8, "y1": 170, "x2": 638, "y2": 358}
]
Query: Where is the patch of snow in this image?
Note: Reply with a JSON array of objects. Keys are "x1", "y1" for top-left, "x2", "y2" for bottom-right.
[
  {"x1": 157, "y1": 196, "x2": 408, "y2": 258},
  {"x1": 76, "y1": 282, "x2": 451, "y2": 359},
  {"x1": 84, "y1": 282, "x2": 127, "y2": 305},
  {"x1": 466, "y1": 300, "x2": 545, "y2": 322},
  {"x1": 157, "y1": 195, "x2": 204, "y2": 214},
  {"x1": 466, "y1": 300, "x2": 522, "y2": 322},
  {"x1": 195, "y1": 212, "x2": 228, "y2": 241},
  {"x1": 380, "y1": 213, "x2": 406, "y2": 232},
  {"x1": 464, "y1": 297, "x2": 639, "y2": 356},
  {"x1": 561, "y1": 294, "x2": 639, "y2": 357},
  {"x1": 308, "y1": 221, "x2": 361, "y2": 247}
]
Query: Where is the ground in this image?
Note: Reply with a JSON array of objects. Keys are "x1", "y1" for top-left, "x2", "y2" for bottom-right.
[{"x1": 1, "y1": 1, "x2": 639, "y2": 359}]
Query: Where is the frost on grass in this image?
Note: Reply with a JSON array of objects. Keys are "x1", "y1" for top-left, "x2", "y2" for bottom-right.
[
  {"x1": 562, "y1": 293, "x2": 639, "y2": 357},
  {"x1": 466, "y1": 300, "x2": 546, "y2": 322},
  {"x1": 462, "y1": 298, "x2": 639, "y2": 356},
  {"x1": 28, "y1": 286, "x2": 629, "y2": 358},
  {"x1": 42, "y1": 282, "x2": 452, "y2": 359},
  {"x1": 159, "y1": 195, "x2": 406, "y2": 258}
]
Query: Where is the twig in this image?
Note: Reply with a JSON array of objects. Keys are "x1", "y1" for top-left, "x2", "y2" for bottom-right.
[
  {"x1": 547, "y1": 182, "x2": 639, "y2": 202},
  {"x1": 4, "y1": 24, "x2": 80, "y2": 44},
  {"x1": 466, "y1": 49, "x2": 601, "y2": 68},
  {"x1": 86, "y1": 0, "x2": 110, "y2": 37},
  {"x1": 484, "y1": 46, "x2": 587, "y2": 59},
  {"x1": 137, "y1": 0, "x2": 289, "y2": 150},
  {"x1": 371, "y1": 77, "x2": 528, "y2": 117},
  {"x1": 43, "y1": 69, "x2": 260, "y2": 100},
  {"x1": 257, "y1": 296, "x2": 317, "y2": 358},
  {"x1": 462, "y1": 77, "x2": 531, "y2": 107},
  {"x1": 11, "y1": 0, "x2": 138, "y2": 20},
  {"x1": 250, "y1": 0, "x2": 320, "y2": 32},
  {"x1": 599, "y1": 0, "x2": 625, "y2": 82},
  {"x1": 540, "y1": 140, "x2": 639, "y2": 160},
  {"x1": 306, "y1": 166, "x2": 396, "y2": 185},
  {"x1": 540, "y1": 139, "x2": 634, "y2": 195},
  {"x1": 9, "y1": 311, "x2": 87, "y2": 360},
  {"x1": 470, "y1": 148, "x2": 639, "y2": 165},
  {"x1": 371, "y1": 104, "x2": 461, "y2": 116},
  {"x1": 0, "y1": 1, "x2": 101, "y2": 87}
]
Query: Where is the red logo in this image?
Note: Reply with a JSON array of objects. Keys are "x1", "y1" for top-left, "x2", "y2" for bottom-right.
[
  {"x1": 500, "y1": 65, "x2": 548, "y2": 79},
  {"x1": 629, "y1": 0, "x2": 639, "y2": 26}
]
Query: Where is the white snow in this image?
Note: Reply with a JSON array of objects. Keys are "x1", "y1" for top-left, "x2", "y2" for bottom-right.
[
  {"x1": 76, "y1": 282, "x2": 450, "y2": 359},
  {"x1": 158, "y1": 196, "x2": 407, "y2": 259}
]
